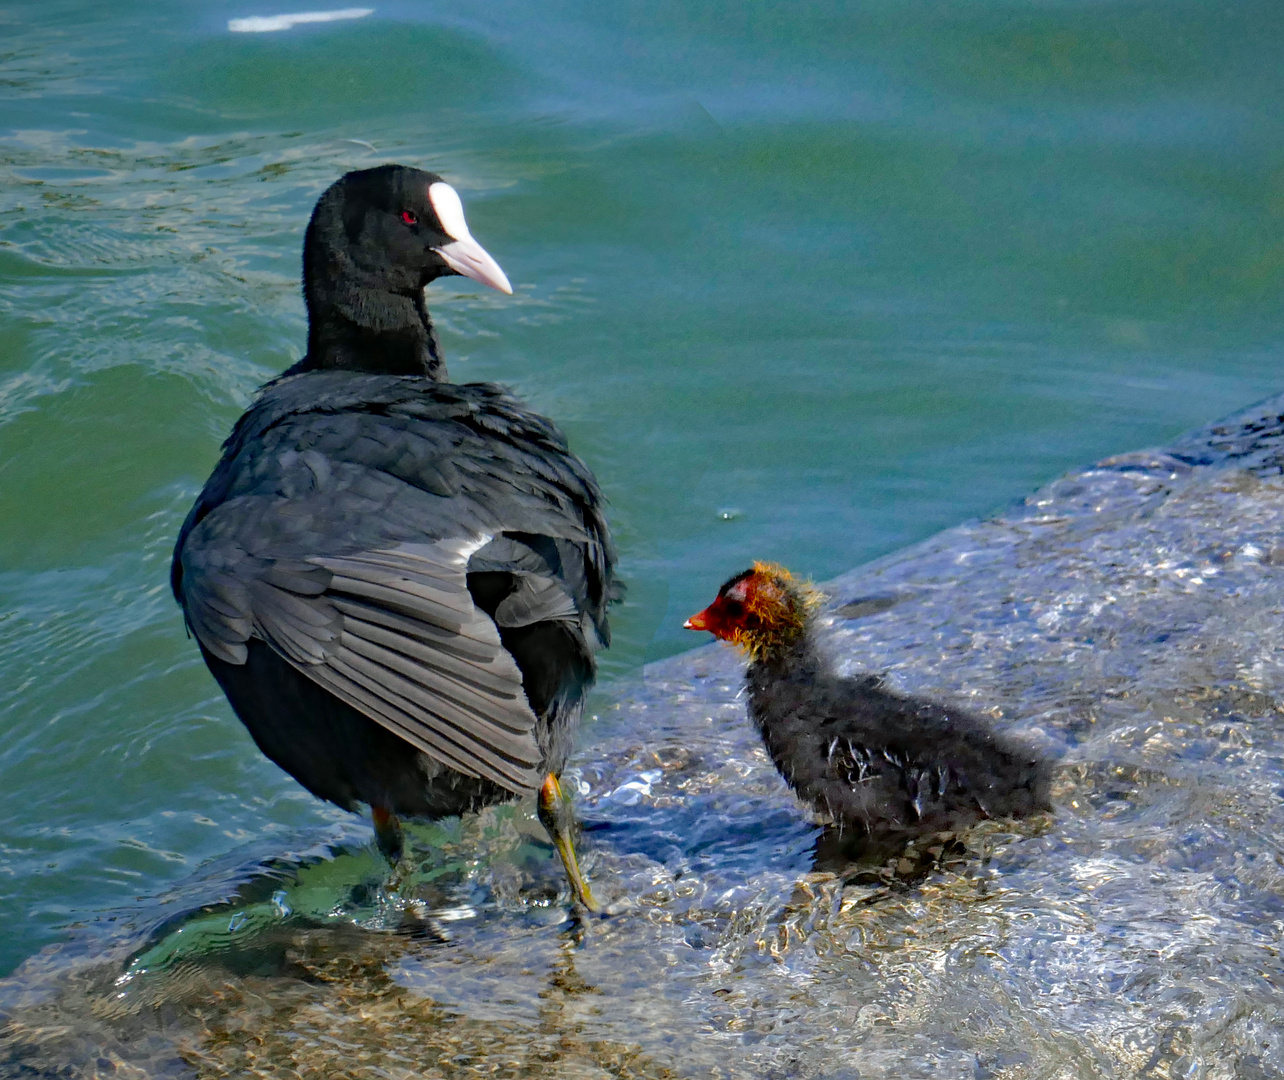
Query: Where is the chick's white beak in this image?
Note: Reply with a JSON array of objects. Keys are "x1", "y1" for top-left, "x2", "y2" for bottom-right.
[{"x1": 428, "y1": 180, "x2": 513, "y2": 295}]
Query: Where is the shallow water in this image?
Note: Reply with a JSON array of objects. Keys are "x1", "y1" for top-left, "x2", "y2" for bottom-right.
[
  {"x1": 5, "y1": 397, "x2": 1284, "y2": 1079},
  {"x1": 2, "y1": 0, "x2": 1284, "y2": 1003}
]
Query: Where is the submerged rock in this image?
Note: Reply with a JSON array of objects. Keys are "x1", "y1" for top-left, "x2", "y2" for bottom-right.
[{"x1": 5, "y1": 395, "x2": 1284, "y2": 1079}]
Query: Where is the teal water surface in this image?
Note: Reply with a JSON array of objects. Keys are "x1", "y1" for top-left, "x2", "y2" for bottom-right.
[{"x1": 1, "y1": 0, "x2": 1282, "y2": 976}]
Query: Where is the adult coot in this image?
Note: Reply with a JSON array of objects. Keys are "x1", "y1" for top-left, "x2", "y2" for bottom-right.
[
  {"x1": 685, "y1": 563, "x2": 1049, "y2": 840},
  {"x1": 172, "y1": 165, "x2": 615, "y2": 910}
]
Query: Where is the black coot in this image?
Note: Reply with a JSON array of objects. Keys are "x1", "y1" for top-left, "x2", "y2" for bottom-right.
[
  {"x1": 685, "y1": 563, "x2": 1049, "y2": 841},
  {"x1": 172, "y1": 165, "x2": 616, "y2": 909}
]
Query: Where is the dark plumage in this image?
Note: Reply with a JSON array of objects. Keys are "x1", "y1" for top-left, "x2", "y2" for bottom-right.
[
  {"x1": 686, "y1": 564, "x2": 1049, "y2": 841},
  {"x1": 172, "y1": 165, "x2": 615, "y2": 908}
]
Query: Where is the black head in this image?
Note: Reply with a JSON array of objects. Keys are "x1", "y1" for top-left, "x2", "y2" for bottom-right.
[{"x1": 300, "y1": 164, "x2": 511, "y2": 377}]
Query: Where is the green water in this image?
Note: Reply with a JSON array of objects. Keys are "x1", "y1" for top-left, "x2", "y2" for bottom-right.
[{"x1": 1, "y1": 0, "x2": 1282, "y2": 976}]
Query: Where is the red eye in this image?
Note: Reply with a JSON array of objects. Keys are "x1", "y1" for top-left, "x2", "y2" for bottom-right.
[{"x1": 400, "y1": 210, "x2": 418, "y2": 226}]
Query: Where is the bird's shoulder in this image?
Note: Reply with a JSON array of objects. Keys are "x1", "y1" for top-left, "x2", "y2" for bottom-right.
[
  {"x1": 173, "y1": 373, "x2": 611, "y2": 590},
  {"x1": 225, "y1": 373, "x2": 589, "y2": 484}
]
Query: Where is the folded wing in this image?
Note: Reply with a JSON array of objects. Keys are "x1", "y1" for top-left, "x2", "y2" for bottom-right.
[{"x1": 181, "y1": 532, "x2": 542, "y2": 793}]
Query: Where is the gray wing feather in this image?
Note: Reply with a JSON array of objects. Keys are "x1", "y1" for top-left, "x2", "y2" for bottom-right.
[
  {"x1": 329, "y1": 598, "x2": 495, "y2": 662},
  {"x1": 181, "y1": 533, "x2": 542, "y2": 792},
  {"x1": 494, "y1": 574, "x2": 579, "y2": 628},
  {"x1": 185, "y1": 572, "x2": 253, "y2": 663}
]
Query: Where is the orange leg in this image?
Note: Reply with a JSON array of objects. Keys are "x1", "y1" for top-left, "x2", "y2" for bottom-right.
[{"x1": 537, "y1": 774, "x2": 600, "y2": 913}]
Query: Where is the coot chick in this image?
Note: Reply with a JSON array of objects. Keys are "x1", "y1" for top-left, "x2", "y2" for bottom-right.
[
  {"x1": 685, "y1": 563, "x2": 1049, "y2": 839},
  {"x1": 172, "y1": 165, "x2": 615, "y2": 910}
]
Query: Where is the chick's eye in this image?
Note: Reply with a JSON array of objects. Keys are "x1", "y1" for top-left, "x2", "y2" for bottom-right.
[
  {"x1": 719, "y1": 599, "x2": 745, "y2": 622},
  {"x1": 400, "y1": 210, "x2": 419, "y2": 226}
]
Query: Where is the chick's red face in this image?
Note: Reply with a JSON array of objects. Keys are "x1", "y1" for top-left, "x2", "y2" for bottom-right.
[
  {"x1": 683, "y1": 574, "x2": 754, "y2": 640},
  {"x1": 684, "y1": 568, "x2": 791, "y2": 640},
  {"x1": 685, "y1": 563, "x2": 814, "y2": 660}
]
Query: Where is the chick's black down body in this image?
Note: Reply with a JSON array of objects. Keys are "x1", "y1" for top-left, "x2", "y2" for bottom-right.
[
  {"x1": 747, "y1": 644, "x2": 1049, "y2": 835},
  {"x1": 171, "y1": 165, "x2": 615, "y2": 825}
]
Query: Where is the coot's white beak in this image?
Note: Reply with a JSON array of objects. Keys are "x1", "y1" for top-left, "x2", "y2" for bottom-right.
[
  {"x1": 428, "y1": 180, "x2": 513, "y2": 295},
  {"x1": 435, "y1": 236, "x2": 513, "y2": 295}
]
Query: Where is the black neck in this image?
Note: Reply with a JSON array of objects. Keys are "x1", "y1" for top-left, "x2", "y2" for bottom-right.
[
  {"x1": 296, "y1": 223, "x2": 448, "y2": 379},
  {"x1": 299, "y1": 294, "x2": 446, "y2": 378}
]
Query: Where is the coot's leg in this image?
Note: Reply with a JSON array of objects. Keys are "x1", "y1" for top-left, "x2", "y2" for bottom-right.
[
  {"x1": 537, "y1": 774, "x2": 600, "y2": 913},
  {"x1": 371, "y1": 806, "x2": 404, "y2": 864}
]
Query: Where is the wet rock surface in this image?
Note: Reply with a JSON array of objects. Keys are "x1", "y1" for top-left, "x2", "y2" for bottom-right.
[{"x1": 5, "y1": 395, "x2": 1284, "y2": 1079}]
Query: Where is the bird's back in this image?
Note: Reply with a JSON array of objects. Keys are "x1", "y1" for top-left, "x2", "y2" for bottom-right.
[{"x1": 172, "y1": 371, "x2": 615, "y2": 814}]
